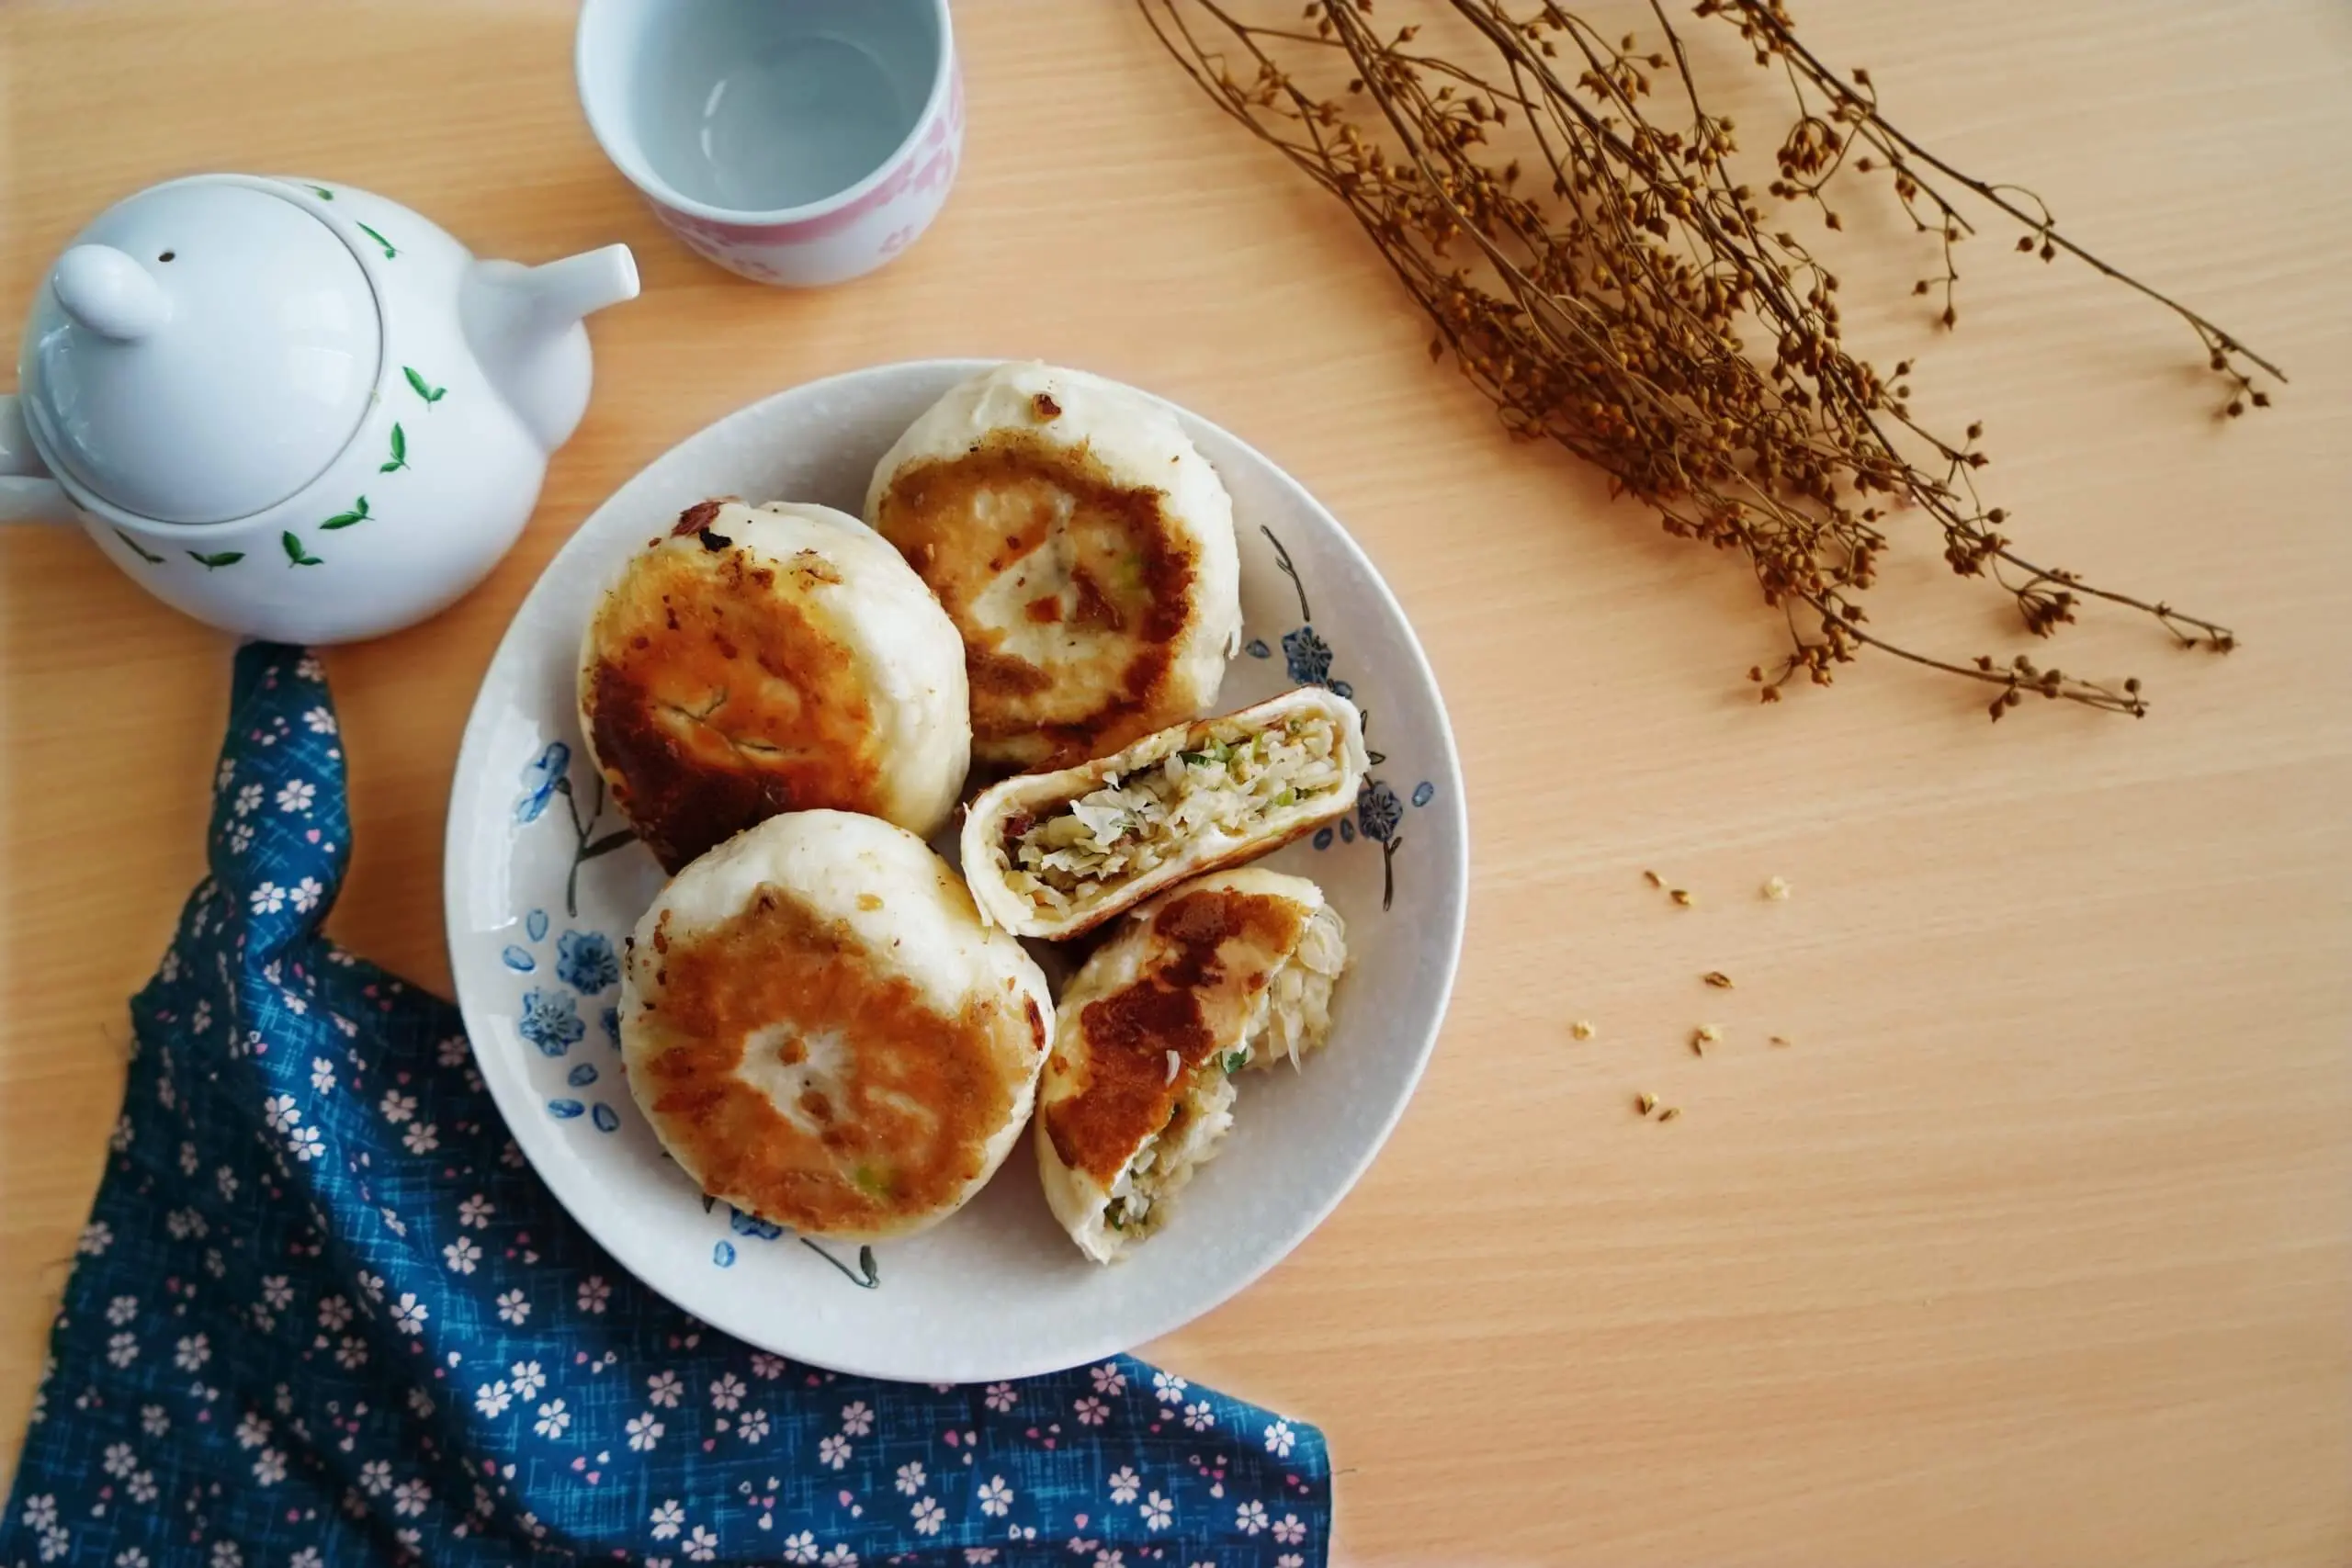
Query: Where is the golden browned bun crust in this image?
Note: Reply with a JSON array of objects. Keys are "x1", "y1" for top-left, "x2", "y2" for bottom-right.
[
  {"x1": 620, "y1": 811, "x2": 1051, "y2": 1241},
  {"x1": 865, "y1": 363, "x2": 1240, "y2": 771},
  {"x1": 579, "y1": 500, "x2": 969, "y2": 874}
]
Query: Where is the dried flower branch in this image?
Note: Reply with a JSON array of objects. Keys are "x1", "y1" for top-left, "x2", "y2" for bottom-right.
[{"x1": 1140, "y1": 0, "x2": 2280, "y2": 717}]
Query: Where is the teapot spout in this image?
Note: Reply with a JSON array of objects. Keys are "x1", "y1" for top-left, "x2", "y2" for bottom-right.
[
  {"x1": 517, "y1": 244, "x2": 640, "y2": 326},
  {"x1": 458, "y1": 244, "x2": 639, "y2": 452}
]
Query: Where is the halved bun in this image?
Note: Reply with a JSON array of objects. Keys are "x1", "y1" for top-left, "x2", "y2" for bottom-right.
[
  {"x1": 1035, "y1": 868, "x2": 1348, "y2": 1262},
  {"x1": 960, "y1": 686, "x2": 1367, "y2": 940}
]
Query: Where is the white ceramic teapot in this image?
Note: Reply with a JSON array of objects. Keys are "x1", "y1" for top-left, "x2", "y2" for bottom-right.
[{"x1": 0, "y1": 175, "x2": 638, "y2": 642}]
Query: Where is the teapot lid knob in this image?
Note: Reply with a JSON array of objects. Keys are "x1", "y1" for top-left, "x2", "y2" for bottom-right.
[{"x1": 51, "y1": 246, "x2": 174, "y2": 342}]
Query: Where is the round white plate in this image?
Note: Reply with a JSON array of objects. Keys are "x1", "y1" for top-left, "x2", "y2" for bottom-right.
[{"x1": 445, "y1": 359, "x2": 1467, "y2": 1382}]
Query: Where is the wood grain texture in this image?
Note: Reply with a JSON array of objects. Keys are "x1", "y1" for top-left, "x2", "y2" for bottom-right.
[{"x1": 3, "y1": 2, "x2": 2347, "y2": 1561}]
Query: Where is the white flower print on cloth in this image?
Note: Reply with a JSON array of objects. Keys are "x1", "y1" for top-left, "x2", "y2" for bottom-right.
[{"x1": 0, "y1": 643, "x2": 1331, "y2": 1568}]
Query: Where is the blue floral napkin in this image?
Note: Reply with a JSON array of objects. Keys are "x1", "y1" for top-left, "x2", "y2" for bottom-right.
[{"x1": 3, "y1": 644, "x2": 1330, "y2": 1568}]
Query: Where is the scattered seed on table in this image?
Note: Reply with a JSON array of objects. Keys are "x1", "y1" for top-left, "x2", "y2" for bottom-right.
[
  {"x1": 1702, "y1": 971, "x2": 1734, "y2": 988},
  {"x1": 1657, "y1": 1106, "x2": 1682, "y2": 1122},
  {"x1": 1762, "y1": 875, "x2": 1791, "y2": 901},
  {"x1": 1635, "y1": 1091, "x2": 1657, "y2": 1115},
  {"x1": 1643, "y1": 870, "x2": 1664, "y2": 888},
  {"x1": 1690, "y1": 1024, "x2": 1720, "y2": 1055},
  {"x1": 1570, "y1": 1020, "x2": 1596, "y2": 1040},
  {"x1": 1669, "y1": 888, "x2": 1694, "y2": 908},
  {"x1": 1770, "y1": 1034, "x2": 1792, "y2": 1047}
]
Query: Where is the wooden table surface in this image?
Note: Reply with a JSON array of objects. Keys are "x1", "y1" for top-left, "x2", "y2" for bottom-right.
[{"x1": 4, "y1": 2, "x2": 2347, "y2": 1562}]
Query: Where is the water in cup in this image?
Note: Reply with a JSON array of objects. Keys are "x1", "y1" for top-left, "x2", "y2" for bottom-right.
[{"x1": 631, "y1": 0, "x2": 939, "y2": 214}]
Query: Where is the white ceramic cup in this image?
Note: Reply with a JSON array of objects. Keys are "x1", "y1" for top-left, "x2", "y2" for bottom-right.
[{"x1": 576, "y1": 0, "x2": 960, "y2": 288}]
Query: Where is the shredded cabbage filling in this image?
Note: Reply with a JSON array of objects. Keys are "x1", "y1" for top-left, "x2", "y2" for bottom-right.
[{"x1": 1003, "y1": 715, "x2": 1345, "y2": 916}]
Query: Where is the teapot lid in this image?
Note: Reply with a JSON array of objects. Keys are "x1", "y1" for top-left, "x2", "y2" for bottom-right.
[{"x1": 21, "y1": 177, "x2": 380, "y2": 525}]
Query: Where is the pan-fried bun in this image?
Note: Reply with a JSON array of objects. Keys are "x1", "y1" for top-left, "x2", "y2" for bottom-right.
[
  {"x1": 620, "y1": 810, "x2": 1052, "y2": 1242},
  {"x1": 1036, "y1": 869, "x2": 1348, "y2": 1262},
  {"x1": 865, "y1": 361, "x2": 1240, "y2": 771},
  {"x1": 580, "y1": 499, "x2": 969, "y2": 874}
]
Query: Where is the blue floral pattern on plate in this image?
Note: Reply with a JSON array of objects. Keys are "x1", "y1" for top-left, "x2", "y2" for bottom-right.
[{"x1": 1258, "y1": 525, "x2": 1438, "y2": 910}]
